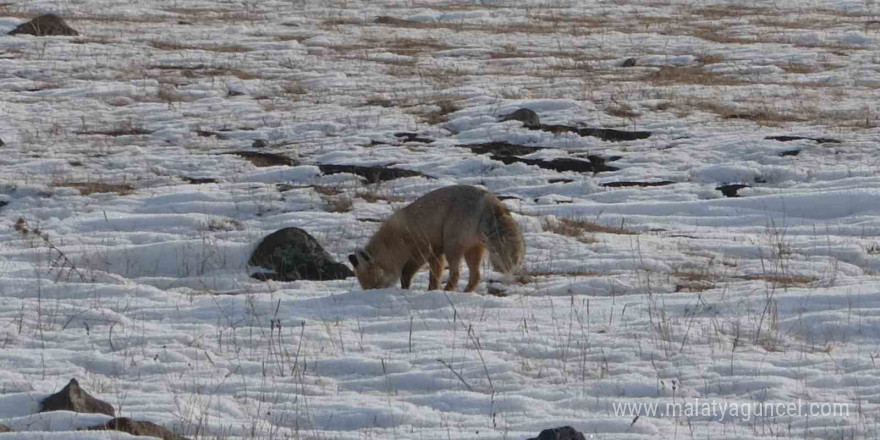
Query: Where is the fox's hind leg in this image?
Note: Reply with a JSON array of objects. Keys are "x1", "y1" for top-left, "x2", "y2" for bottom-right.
[
  {"x1": 428, "y1": 254, "x2": 445, "y2": 290},
  {"x1": 444, "y1": 247, "x2": 464, "y2": 291},
  {"x1": 463, "y1": 245, "x2": 486, "y2": 292}
]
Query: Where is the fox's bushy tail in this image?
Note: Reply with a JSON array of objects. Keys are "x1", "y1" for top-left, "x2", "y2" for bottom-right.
[{"x1": 481, "y1": 202, "x2": 525, "y2": 274}]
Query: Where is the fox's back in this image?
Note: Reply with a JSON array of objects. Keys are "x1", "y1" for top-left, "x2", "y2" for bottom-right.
[{"x1": 387, "y1": 185, "x2": 495, "y2": 242}]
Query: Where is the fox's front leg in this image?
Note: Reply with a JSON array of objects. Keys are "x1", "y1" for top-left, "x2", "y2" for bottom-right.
[
  {"x1": 400, "y1": 259, "x2": 420, "y2": 289},
  {"x1": 444, "y1": 248, "x2": 463, "y2": 291},
  {"x1": 427, "y1": 255, "x2": 445, "y2": 290}
]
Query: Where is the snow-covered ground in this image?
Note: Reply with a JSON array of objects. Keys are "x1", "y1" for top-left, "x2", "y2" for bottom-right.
[{"x1": 2, "y1": 1, "x2": 880, "y2": 439}]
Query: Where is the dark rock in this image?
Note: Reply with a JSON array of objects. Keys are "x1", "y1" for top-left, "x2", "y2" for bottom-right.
[
  {"x1": 9, "y1": 14, "x2": 79, "y2": 36},
  {"x1": 0, "y1": 138, "x2": 4, "y2": 146},
  {"x1": 249, "y1": 227, "x2": 354, "y2": 282},
  {"x1": 779, "y1": 149, "x2": 801, "y2": 157},
  {"x1": 195, "y1": 129, "x2": 227, "y2": 139},
  {"x1": 602, "y1": 181, "x2": 674, "y2": 188},
  {"x1": 87, "y1": 417, "x2": 188, "y2": 440},
  {"x1": 394, "y1": 132, "x2": 433, "y2": 144},
  {"x1": 40, "y1": 378, "x2": 115, "y2": 417},
  {"x1": 528, "y1": 426, "x2": 586, "y2": 440},
  {"x1": 499, "y1": 108, "x2": 541, "y2": 128},
  {"x1": 766, "y1": 135, "x2": 841, "y2": 144},
  {"x1": 621, "y1": 57, "x2": 638, "y2": 67},
  {"x1": 228, "y1": 151, "x2": 296, "y2": 167},
  {"x1": 465, "y1": 141, "x2": 542, "y2": 156},
  {"x1": 227, "y1": 89, "x2": 244, "y2": 97},
  {"x1": 252, "y1": 139, "x2": 269, "y2": 148},
  {"x1": 0, "y1": 424, "x2": 13, "y2": 432},
  {"x1": 716, "y1": 184, "x2": 750, "y2": 197},
  {"x1": 318, "y1": 164, "x2": 425, "y2": 183},
  {"x1": 537, "y1": 124, "x2": 651, "y2": 142},
  {"x1": 548, "y1": 178, "x2": 574, "y2": 184},
  {"x1": 490, "y1": 155, "x2": 618, "y2": 174},
  {"x1": 375, "y1": 16, "x2": 413, "y2": 26}
]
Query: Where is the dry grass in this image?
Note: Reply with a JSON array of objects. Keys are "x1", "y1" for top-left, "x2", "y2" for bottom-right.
[
  {"x1": 740, "y1": 273, "x2": 815, "y2": 287},
  {"x1": 148, "y1": 40, "x2": 252, "y2": 53},
  {"x1": 312, "y1": 185, "x2": 342, "y2": 197},
  {"x1": 671, "y1": 271, "x2": 718, "y2": 292},
  {"x1": 56, "y1": 182, "x2": 134, "y2": 196},
  {"x1": 356, "y1": 189, "x2": 405, "y2": 204},
  {"x1": 543, "y1": 217, "x2": 636, "y2": 243},
  {"x1": 692, "y1": 6, "x2": 773, "y2": 20},
  {"x1": 149, "y1": 64, "x2": 261, "y2": 80},
  {"x1": 416, "y1": 99, "x2": 460, "y2": 125},
  {"x1": 324, "y1": 195, "x2": 353, "y2": 213}
]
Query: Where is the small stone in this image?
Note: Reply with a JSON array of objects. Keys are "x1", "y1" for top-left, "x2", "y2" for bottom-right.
[{"x1": 621, "y1": 57, "x2": 637, "y2": 67}]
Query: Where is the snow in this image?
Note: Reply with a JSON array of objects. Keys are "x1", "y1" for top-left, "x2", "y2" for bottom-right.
[{"x1": 1, "y1": 1, "x2": 880, "y2": 440}]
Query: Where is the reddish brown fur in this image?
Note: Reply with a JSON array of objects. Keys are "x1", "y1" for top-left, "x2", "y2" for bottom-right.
[{"x1": 349, "y1": 185, "x2": 524, "y2": 292}]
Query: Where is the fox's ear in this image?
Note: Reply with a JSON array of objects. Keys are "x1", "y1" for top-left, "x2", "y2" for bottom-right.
[
  {"x1": 348, "y1": 254, "x2": 358, "y2": 268},
  {"x1": 355, "y1": 248, "x2": 372, "y2": 264}
]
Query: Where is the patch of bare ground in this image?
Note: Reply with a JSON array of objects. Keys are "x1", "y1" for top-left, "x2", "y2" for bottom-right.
[
  {"x1": 674, "y1": 97, "x2": 873, "y2": 128},
  {"x1": 71, "y1": 36, "x2": 115, "y2": 45},
  {"x1": 644, "y1": 66, "x2": 745, "y2": 86},
  {"x1": 777, "y1": 62, "x2": 822, "y2": 74},
  {"x1": 362, "y1": 36, "x2": 454, "y2": 57},
  {"x1": 149, "y1": 64, "x2": 261, "y2": 80},
  {"x1": 355, "y1": 189, "x2": 405, "y2": 204},
  {"x1": 544, "y1": 217, "x2": 636, "y2": 243},
  {"x1": 691, "y1": 5, "x2": 774, "y2": 20},
  {"x1": 739, "y1": 273, "x2": 815, "y2": 287},
  {"x1": 671, "y1": 271, "x2": 719, "y2": 292},
  {"x1": 148, "y1": 40, "x2": 252, "y2": 53},
  {"x1": 56, "y1": 182, "x2": 133, "y2": 196}
]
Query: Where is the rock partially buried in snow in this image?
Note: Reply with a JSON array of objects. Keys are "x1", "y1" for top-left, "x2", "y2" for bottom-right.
[
  {"x1": 0, "y1": 424, "x2": 13, "y2": 432},
  {"x1": 527, "y1": 426, "x2": 586, "y2": 440},
  {"x1": 40, "y1": 378, "x2": 115, "y2": 417},
  {"x1": 249, "y1": 227, "x2": 354, "y2": 282},
  {"x1": 499, "y1": 108, "x2": 540, "y2": 128},
  {"x1": 621, "y1": 57, "x2": 637, "y2": 67},
  {"x1": 8, "y1": 14, "x2": 79, "y2": 36},
  {"x1": 87, "y1": 417, "x2": 189, "y2": 440}
]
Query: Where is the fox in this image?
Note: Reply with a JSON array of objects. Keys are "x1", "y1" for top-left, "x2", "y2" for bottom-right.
[{"x1": 348, "y1": 185, "x2": 525, "y2": 292}]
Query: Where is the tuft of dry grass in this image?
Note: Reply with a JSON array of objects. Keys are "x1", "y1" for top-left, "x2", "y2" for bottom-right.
[
  {"x1": 324, "y1": 195, "x2": 353, "y2": 213},
  {"x1": 417, "y1": 100, "x2": 460, "y2": 125}
]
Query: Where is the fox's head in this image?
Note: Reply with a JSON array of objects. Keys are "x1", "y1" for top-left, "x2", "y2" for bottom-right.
[{"x1": 348, "y1": 248, "x2": 397, "y2": 289}]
